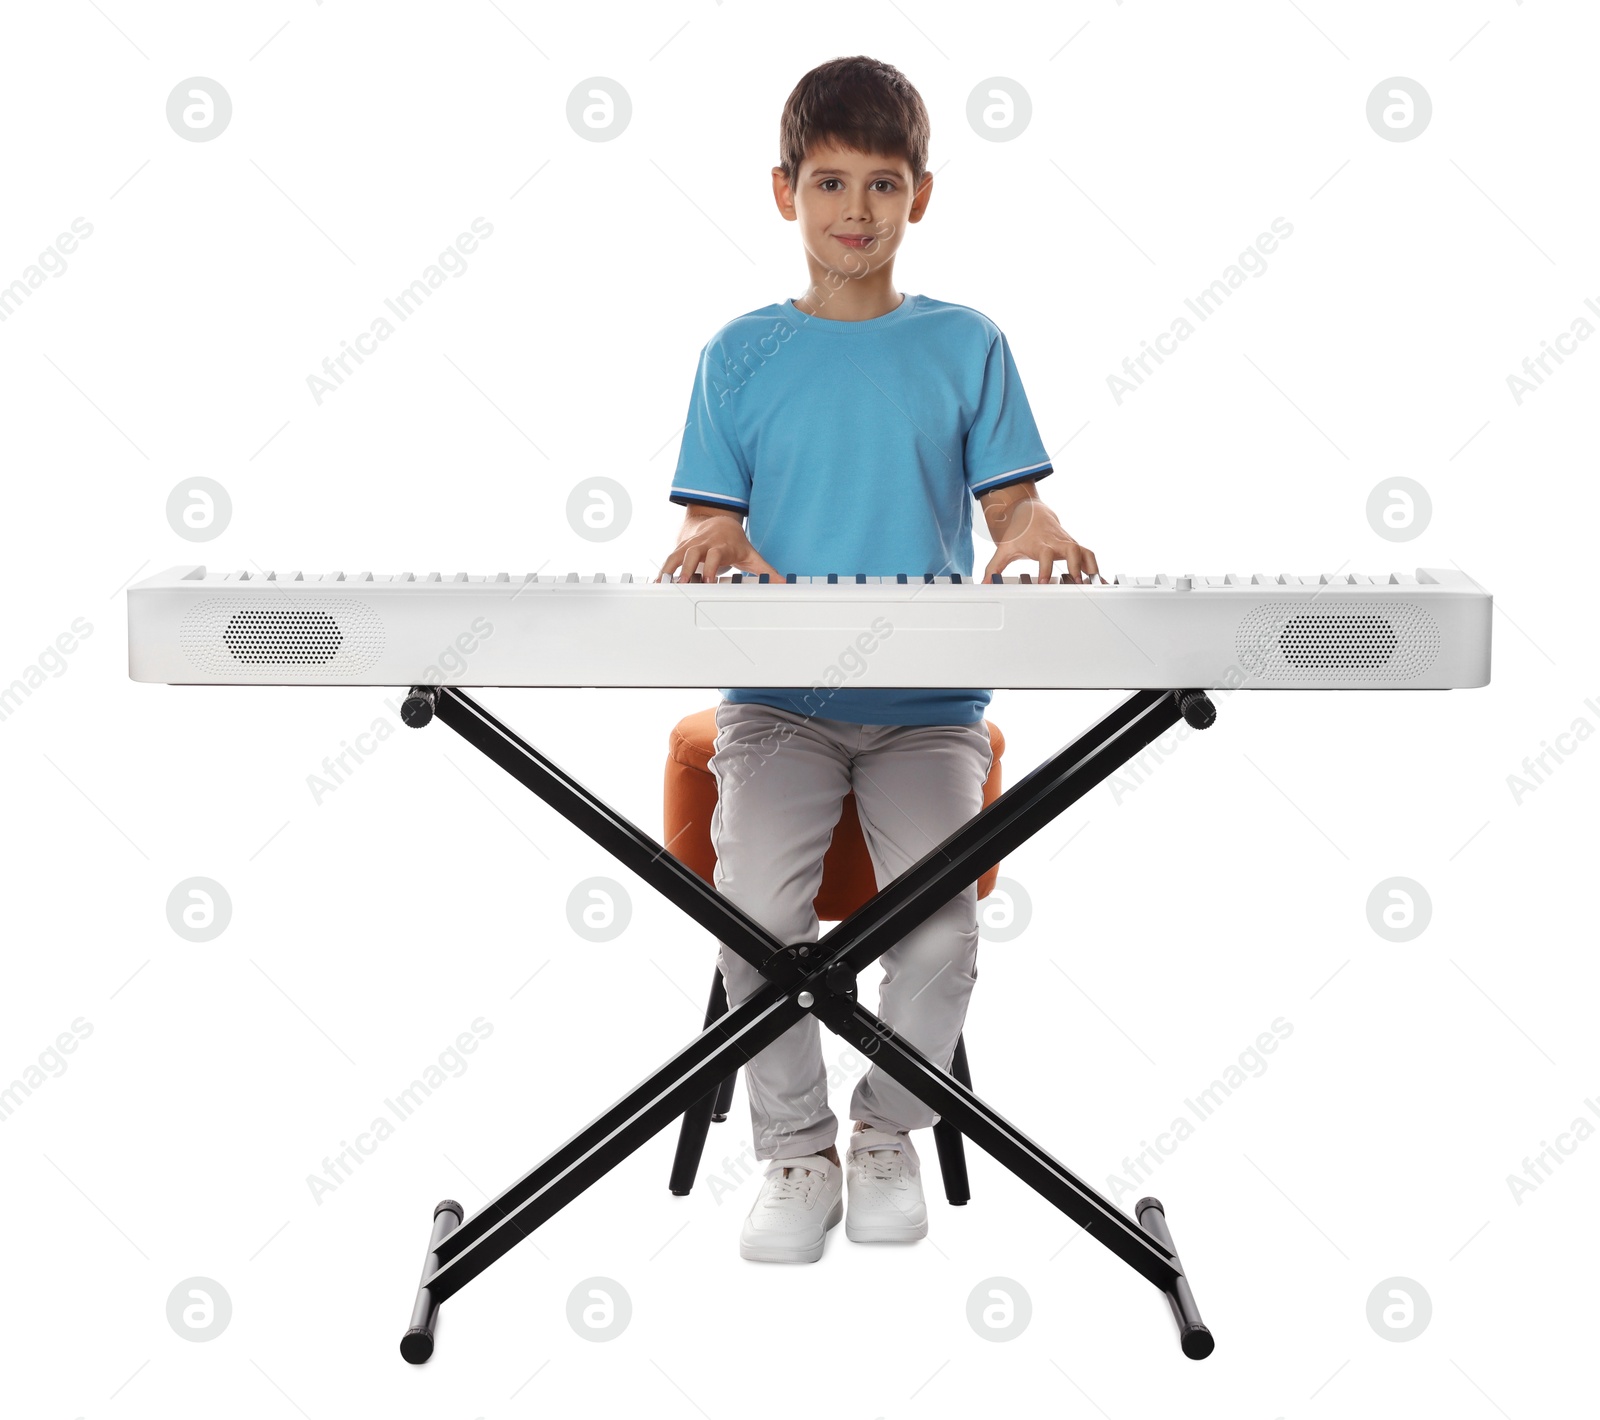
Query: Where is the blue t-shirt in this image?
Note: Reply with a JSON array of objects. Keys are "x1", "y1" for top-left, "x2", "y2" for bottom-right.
[{"x1": 669, "y1": 293, "x2": 1053, "y2": 726}]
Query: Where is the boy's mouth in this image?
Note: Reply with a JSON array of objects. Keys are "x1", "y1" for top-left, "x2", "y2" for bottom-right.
[{"x1": 832, "y1": 234, "x2": 876, "y2": 250}]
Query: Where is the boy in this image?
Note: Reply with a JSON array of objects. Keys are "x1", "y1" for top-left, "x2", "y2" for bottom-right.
[{"x1": 657, "y1": 56, "x2": 1096, "y2": 1262}]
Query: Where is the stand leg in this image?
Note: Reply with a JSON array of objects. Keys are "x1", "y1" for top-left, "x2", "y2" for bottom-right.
[
  {"x1": 815, "y1": 995, "x2": 1181, "y2": 1292},
  {"x1": 394, "y1": 687, "x2": 1219, "y2": 1363},
  {"x1": 809, "y1": 689, "x2": 1192, "y2": 985},
  {"x1": 1137, "y1": 1197, "x2": 1215, "y2": 1360},
  {"x1": 426, "y1": 685, "x2": 787, "y2": 976},
  {"x1": 399, "y1": 1201, "x2": 462, "y2": 1364},
  {"x1": 419, "y1": 979, "x2": 810, "y2": 1316}
]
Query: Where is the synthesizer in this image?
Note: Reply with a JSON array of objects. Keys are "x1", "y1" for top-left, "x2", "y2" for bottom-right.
[{"x1": 126, "y1": 566, "x2": 1491, "y2": 691}]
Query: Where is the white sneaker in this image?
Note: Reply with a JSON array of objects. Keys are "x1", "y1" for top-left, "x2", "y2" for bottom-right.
[
  {"x1": 846, "y1": 1127, "x2": 929, "y2": 1243},
  {"x1": 739, "y1": 1154, "x2": 843, "y2": 1263}
]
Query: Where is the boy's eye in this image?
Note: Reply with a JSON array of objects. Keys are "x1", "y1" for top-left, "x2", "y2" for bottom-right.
[{"x1": 817, "y1": 178, "x2": 898, "y2": 193}]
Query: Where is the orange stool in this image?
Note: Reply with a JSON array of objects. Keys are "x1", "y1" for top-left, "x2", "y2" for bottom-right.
[
  {"x1": 663, "y1": 706, "x2": 1005, "y2": 1202},
  {"x1": 664, "y1": 707, "x2": 1005, "y2": 918}
]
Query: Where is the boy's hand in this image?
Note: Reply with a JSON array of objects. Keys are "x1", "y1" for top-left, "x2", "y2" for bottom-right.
[
  {"x1": 656, "y1": 505, "x2": 783, "y2": 583},
  {"x1": 979, "y1": 482, "x2": 1099, "y2": 584}
]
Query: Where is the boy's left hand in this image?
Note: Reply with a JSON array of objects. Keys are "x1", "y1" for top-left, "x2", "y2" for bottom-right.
[{"x1": 979, "y1": 486, "x2": 1099, "y2": 583}]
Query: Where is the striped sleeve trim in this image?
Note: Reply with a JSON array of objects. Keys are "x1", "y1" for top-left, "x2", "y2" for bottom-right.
[
  {"x1": 969, "y1": 462, "x2": 1055, "y2": 495},
  {"x1": 669, "y1": 487, "x2": 751, "y2": 512}
]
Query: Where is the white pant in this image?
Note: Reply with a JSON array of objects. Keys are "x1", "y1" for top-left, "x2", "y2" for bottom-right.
[{"x1": 708, "y1": 699, "x2": 993, "y2": 1161}]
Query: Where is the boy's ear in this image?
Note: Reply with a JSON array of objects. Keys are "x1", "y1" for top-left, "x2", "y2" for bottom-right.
[
  {"x1": 907, "y1": 170, "x2": 934, "y2": 224},
  {"x1": 771, "y1": 166, "x2": 798, "y2": 222}
]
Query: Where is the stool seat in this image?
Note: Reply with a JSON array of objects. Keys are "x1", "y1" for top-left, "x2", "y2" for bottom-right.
[{"x1": 665, "y1": 707, "x2": 1005, "y2": 920}]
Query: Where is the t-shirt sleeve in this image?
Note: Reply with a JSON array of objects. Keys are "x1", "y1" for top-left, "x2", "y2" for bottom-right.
[
  {"x1": 964, "y1": 331, "x2": 1054, "y2": 497},
  {"x1": 669, "y1": 339, "x2": 753, "y2": 514}
]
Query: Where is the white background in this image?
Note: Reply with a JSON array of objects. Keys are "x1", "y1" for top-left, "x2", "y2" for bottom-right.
[{"x1": 2, "y1": 2, "x2": 1596, "y2": 1417}]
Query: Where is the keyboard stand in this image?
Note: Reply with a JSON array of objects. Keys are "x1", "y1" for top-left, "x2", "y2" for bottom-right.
[{"x1": 396, "y1": 685, "x2": 1219, "y2": 1364}]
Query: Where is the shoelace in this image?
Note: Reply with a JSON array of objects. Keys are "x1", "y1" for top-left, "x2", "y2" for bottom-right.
[
  {"x1": 856, "y1": 1144, "x2": 905, "y2": 1181},
  {"x1": 765, "y1": 1165, "x2": 820, "y2": 1202}
]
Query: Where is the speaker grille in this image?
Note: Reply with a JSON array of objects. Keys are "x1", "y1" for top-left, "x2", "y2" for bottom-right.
[
  {"x1": 224, "y1": 608, "x2": 344, "y2": 664},
  {"x1": 1234, "y1": 602, "x2": 1439, "y2": 682},
  {"x1": 180, "y1": 597, "x2": 384, "y2": 678}
]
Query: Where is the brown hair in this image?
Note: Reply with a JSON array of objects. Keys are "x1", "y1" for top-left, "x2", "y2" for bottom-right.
[{"x1": 778, "y1": 56, "x2": 929, "y2": 187}]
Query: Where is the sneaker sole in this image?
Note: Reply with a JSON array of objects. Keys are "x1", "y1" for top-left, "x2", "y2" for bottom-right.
[
  {"x1": 845, "y1": 1214, "x2": 929, "y2": 1244},
  {"x1": 740, "y1": 1195, "x2": 843, "y2": 1263}
]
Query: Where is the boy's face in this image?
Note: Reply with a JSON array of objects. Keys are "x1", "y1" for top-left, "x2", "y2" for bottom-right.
[{"x1": 771, "y1": 141, "x2": 932, "y2": 284}]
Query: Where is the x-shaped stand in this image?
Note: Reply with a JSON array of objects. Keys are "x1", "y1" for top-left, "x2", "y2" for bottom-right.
[{"x1": 396, "y1": 685, "x2": 1217, "y2": 1363}]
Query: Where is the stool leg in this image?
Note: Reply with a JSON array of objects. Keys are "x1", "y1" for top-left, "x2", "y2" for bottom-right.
[
  {"x1": 708, "y1": 967, "x2": 738, "y2": 1119},
  {"x1": 712, "y1": 1066, "x2": 738, "y2": 1122},
  {"x1": 669, "y1": 966, "x2": 737, "y2": 1196},
  {"x1": 931, "y1": 1033, "x2": 972, "y2": 1206}
]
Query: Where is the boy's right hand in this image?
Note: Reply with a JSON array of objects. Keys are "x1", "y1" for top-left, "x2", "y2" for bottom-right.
[{"x1": 656, "y1": 508, "x2": 783, "y2": 583}]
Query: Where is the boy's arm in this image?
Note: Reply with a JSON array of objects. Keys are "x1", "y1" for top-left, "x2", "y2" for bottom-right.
[
  {"x1": 963, "y1": 328, "x2": 1095, "y2": 583},
  {"x1": 978, "y1": 481, "x2": 1099, "y2": 584},
  {"x1": 656, "y1": 502, "x2": 783, "y2": 583}
]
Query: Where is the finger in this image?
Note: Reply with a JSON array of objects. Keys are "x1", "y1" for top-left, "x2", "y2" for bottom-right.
[
  {"x1": 1038, "y1": 552, "x2": 1054, "y2": 584},
  {"x1": 982, "y1": 546, "x2": 1011, "y2": 581},
  {"x1": 1081, "y1": 545, "x2": 1100, "y2": 583},
  {"x1": 656, "y1": 547, "x2": 686, "y2": 583},
  {"x1": 701, "y1": 544, "x2": 727, "y2": 582},
  {"x1": 749, "y1": 552, "x2": 784, "y2": 580},
  {"x1": 1063, "y1": 542, "x2": 1084, "y2": 585},
  {"x1": 692, "y1": 544, "x2": 721, "y2": 583}
]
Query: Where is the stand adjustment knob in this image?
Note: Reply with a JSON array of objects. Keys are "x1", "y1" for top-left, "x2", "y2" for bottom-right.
[
  {"x1": 825, "y1": 962, "x2": 857, "y2": 996},
  {"x1": 402, "y1": 686, "x2": 438, "y2": 728},
  {"x1": 1178, "y1": 690, "x2": 1216, "y2": 730}
]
